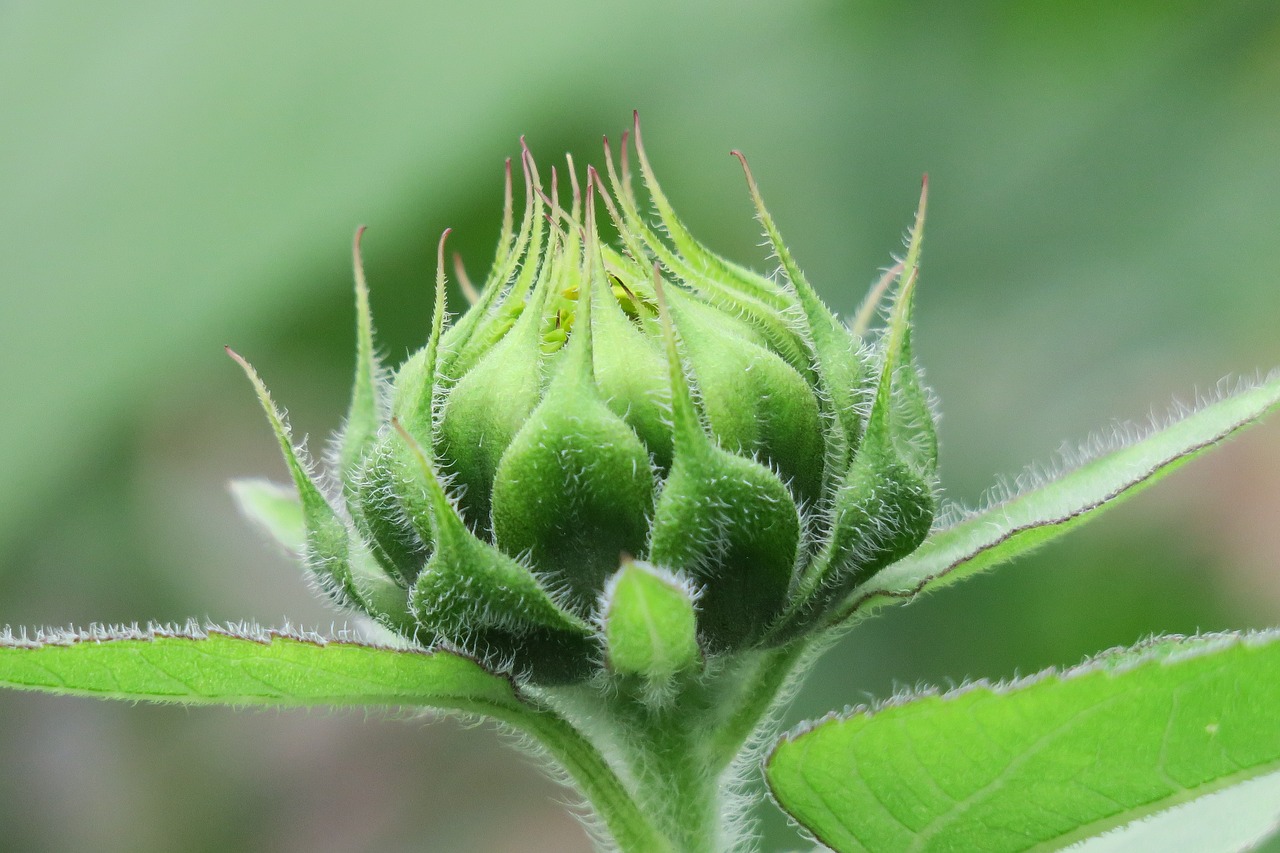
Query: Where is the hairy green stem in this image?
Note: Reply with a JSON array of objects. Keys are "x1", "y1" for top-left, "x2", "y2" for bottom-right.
[
  {"x1": 496, "y1": 702, "x2": 673, "y2": 852},
  {"x1": 507, "y1": 643, "x2": 811, "y2": 851},
  {"x1": 707, "y1": 642, "x2": 808, "y2": 769},
  {"x1": 631, "y1": 716, "x2": 722, "y2": 853}
]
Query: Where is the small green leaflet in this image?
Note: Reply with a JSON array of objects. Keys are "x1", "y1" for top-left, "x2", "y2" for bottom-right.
[
  {"x1": 839, "y1": 371, "x2": 1280, "y2": 622},
  {"x1": 0, "y1": 623, "x2": 520, "y2": 713},
  {"x1": 230, "y1": 478, "x2": 305, "y2": 553},
  {"x1": 767, "y1": 631, "x2": 1280, "y2": 853},
  {"x1": 603, "y1": 558, "x2": 701, "y2": 679}
]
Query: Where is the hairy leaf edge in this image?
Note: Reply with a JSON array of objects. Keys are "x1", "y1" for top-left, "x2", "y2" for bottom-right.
[
  {"x1": 0, "y1": 619, "x2": 522, "y2": 709},
  {"x1": 840, "y1": 370, "x2": 1280, "y2": 620},
  {"x1": 767, "y1": 629, "x2": 1280, "y2": 852}
]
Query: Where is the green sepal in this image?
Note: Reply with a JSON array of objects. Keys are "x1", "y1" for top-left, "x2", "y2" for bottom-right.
[
  {"x1": 336, "y1": 227, "x2": 384, "y2": 485},
  {"x1": 439, "y1": 147, "x2": 546, "y2": 383},
  {"x1": 665, "y1": 287, "x2": 824, "y2": 508},
  {"x1": 227, "y1": 350, "x2": 414, "y2": 634},
  {"x1": 437, "y1": 227, "x2": 556, "y2": 535},
  {"x1": 603, "y1": 557, "x2": 702, "y2": 682},
  {"x1": 588, "y1": 267, "x2": 674, "y2": 471},
  {"x1": 628, "y1": 117, "x2": 795, "y2": 317},
  {"x1": 326, "y1": 230, "x2": 432, "y2": 586},
  {"x1": 647, "y1": 275, "x2": 801, "y2": 651},
  {"x1": 732, "y1": 150, "x2": 870, "y2": 478},
  {"x1": 229, "y1": 478, "x2": 305, "y2": 554},
  {"x1": 347, "y1": 433, "x2": 431, "y2": 585},
  {"x1": 775, "y1": 252, "x2": 937, "y2": 637},
  {"x1": 395, "y1": 423, "x2": 597, "y2": 685},
  {"x1": 880, "y1": 178, "x2": 938, "y2": 477},
  {"x1": 350, "y1": 229, "x2": 464, "y2": 585},
  {"x1": 788, "y1": 429, "x2": 935, "y2": 630},
  {"x1": 491, "y1": 231, "x2": 657, "y2": 616},
  {"x1": 598, "y1": 133, "x2": 813, "y2": 377}
]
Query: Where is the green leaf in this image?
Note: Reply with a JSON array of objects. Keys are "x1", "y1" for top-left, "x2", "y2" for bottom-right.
[
  {"x1": 767, "y1": 631, "x2": 1280, "y2": 853},
  {"x1": 1069, "y1": 769, "x2": 1280, "y2": 853},
  {"x1": 0, "y1": 621, "x2": 673, "y2": 850},
  {"x1": 0, "y1": 623, "x2": 521, "y2": 712},
  {"x1": 842, "y1": 371, "x2": 1280, "y2": 621},
  {"x1": 229, "y1": 478, "x2": 305, "y2": 554}
]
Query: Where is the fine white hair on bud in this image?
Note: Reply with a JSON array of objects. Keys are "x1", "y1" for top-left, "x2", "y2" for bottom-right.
[{"x1": 233, "y1": 116, "x2": 939, "y2": 686}]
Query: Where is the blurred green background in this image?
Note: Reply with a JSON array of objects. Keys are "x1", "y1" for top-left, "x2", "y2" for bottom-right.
[{"x1": 2, "y1": 2, "x2": 1278, "y2": 850}]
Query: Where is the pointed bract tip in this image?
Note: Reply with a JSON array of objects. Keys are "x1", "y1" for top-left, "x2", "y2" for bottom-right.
[
  {"x1": 632, "y1": 113, "x2": 653, "y2": 162},
  {"x1": 582, "y1": 176, "x2": 600, "y2": 259},
  {"x1": 567, "y1": 155, "x2": 582, "y2": 216},
  {"x1": 436, "y1": 228, "x2": 452, "y2": 270},
  {"x1": 352, "y1": 226, "x2": 370, "y2": 297},
  {"x1": 729, "y1": 149, "x2": 757, "y2": 190},
  {"x1": 519, "y1": 146, "x2": 537, "y2": 189}
]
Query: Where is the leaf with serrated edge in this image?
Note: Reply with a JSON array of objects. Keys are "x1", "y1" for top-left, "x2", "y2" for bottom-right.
[
  {"x1": 0, "y1": 622, "x2": 520, "y2": 712},
  {"x1": 839, "y1": 371, "x2": 1280, "y2": 622},
  {"x1": 767, "y1": 630, "x2": 1280, "y2": 853}
]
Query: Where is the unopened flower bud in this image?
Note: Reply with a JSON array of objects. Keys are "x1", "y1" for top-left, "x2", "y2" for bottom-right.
[{"x1": 233, "y1": 115, "x2": 938, "y2": 686}]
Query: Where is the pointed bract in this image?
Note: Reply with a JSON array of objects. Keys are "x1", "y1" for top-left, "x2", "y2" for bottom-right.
[
  {"x1": 603, "y1": 557, "x2": 702, "y2": 685},
  {"x1": 233, "y1": 123, "x2": 946, "y2": 685}
]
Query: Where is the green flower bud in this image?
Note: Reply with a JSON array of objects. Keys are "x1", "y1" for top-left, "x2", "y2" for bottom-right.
[
  {"x1": 603, "y1": 556, "x2": 701, "y2": 691},
  {"x1": 233, "y1": 115, "x2": 939, "y2": 686}
]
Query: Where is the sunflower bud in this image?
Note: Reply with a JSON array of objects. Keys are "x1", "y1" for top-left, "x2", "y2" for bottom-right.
[{"x1": 233, "y1": 115, "x2": 938, "y2": 686}]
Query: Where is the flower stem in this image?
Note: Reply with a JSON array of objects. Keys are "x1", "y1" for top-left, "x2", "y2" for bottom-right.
[
  {"x1": 707, "y1": 642, "x2": 808, "y2": 769},
  {"x1": 495, "y1": 702, "x2": 673, "y2": 852}
]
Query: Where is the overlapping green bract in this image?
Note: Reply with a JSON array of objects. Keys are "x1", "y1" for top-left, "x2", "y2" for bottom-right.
[{"x1": 234, "y1": 118, "x2": 939, "y2": 685}]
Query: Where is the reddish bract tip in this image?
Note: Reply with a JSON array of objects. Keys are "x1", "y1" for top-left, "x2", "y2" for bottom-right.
[
  {"x1": 520, "y1": 144, "x2": 540, "y2": 189},
  {"x1": 729, "y1": 149, "x2": 761, "y2": 197},
  {"x1": 224, "y1": 345, "x2": 249, "y2": 369},
  {"x1": 352, "y1": 225, "x2": 368, "y2": 273},
  {"x1": 631, "y1": 112, "x2": 648, "y2": 159},
  {"x1": 436, "y1": 228, "x2": 452, "y2": 273}
]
